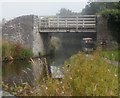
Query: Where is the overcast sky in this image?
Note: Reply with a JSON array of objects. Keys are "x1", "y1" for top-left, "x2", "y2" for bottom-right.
[{"x1": 1, "y1": 2, "x2": 88, "y2": 20}]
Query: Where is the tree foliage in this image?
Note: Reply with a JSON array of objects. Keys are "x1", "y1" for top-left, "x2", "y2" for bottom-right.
[
  {"x1": 81, "y1": 2, "x2": 120, "y2": 15},
  {"x1": 81, "y1": 2, "x2": 120, "y2": 44},
  {"x1": 56, "y1": 8, "x2": 81, "y2": 16},
  {"x1": 99, "y1": 9, "x2": 120, "y2": 43}
]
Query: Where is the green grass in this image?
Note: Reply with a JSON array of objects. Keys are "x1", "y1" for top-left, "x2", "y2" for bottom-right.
[
  {"x1": 101, "y1": 49, "x2": 120, "y2": 61},
  {"x1": 3, "y1": 51, "x2": 118, "y2": 96}
]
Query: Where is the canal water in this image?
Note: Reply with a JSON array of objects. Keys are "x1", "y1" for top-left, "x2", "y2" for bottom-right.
[{"x1": 2, "y1": 32, "x2": 96, "y2": 94}]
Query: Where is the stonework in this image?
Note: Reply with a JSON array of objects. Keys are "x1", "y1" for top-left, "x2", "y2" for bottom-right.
[
  {"x1": 2, "y1": 15, "x2": 118, "y2": 57},
  {"x1": 32, "y1": 16, "x2": 44, "y2": 57},
  {"x1": 2, "y1": 15, "x2": 49, "y2": 57}
]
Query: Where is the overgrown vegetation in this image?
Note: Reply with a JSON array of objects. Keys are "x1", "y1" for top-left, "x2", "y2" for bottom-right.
[
  {"x1": 81, "y1": 2, "x2": 120, "y2": 44},
  {"x1": 101, "y1": 49, "x2": 120, "y2": 61},
  {"x1": 2, "y1": 41, "x2": 33, "y2": 60},
  {"x1": 100, "y1": 9, "x2": 120, "y2": 44},
  {"x1": 2, "y1": 51, "x2": 118, "y2": 96}
]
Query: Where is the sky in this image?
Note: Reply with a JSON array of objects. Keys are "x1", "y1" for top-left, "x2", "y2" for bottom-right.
[
  {"x1": 1, "y1": 1, "x2": 88, "y2": 20},
  {"x1": 1, "y1": 0, "x2": 120, "y2": 20}
]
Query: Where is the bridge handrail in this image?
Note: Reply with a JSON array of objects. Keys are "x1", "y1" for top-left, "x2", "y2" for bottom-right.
[{"x1": 39, "y1": 15, "x2": 97, "y2": 32}]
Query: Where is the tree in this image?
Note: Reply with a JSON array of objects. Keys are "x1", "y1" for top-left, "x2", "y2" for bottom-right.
[
  {"x1": 81, "y1": 1, "x2": 120, "y2": 44},
  {"x1": 56, "y1": 8, "x2": 81, "y2": 16}
]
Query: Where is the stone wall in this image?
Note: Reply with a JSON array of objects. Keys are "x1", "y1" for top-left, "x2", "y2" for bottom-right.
[
  {"x1": 2, "y1": 15, "x2": 34, "y2": 49},
  {"x1": 2, "y1": 15, "x2": 50, "y2": 57},
  {"x1": 32, "y1": 16, "x2": 44, "y2": 56}
]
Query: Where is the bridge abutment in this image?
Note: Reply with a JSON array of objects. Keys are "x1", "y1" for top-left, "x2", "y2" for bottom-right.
[{"x1": 33, "y1": 16, "x2": 51, "y2": 57}]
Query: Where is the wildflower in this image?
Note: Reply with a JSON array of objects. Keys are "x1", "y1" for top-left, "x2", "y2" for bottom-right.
[
  {"x1": 93, "y1": 84, "x2": 97, "y2": 92},
  {"x1": 46, "y1": 86, "x2": 48, "y2": 90},
  {"x1": 60, "y1": 81, "x2": 63, "y2": 84},
  {"x1": 38, "y1": 58, "x2": 41, "y2": 60},
  {"x1": 27, "y1": 68, "x2": 31, "y2": 71},
  {"x1": 19, "y1": 89, "x2": 23, "y2": 93},
  {"x1": 22, "y1": 70, "x2": 27, "y2": 74},
  {"x1": 30, "y1": 91, "x2": 34, "y2": 94},
  {"x1": 115, "y1": 74, "x2": 117, "y2": 77},
  {"x1": 61, "y1": 91, "x2": 64, "y2": 94}
]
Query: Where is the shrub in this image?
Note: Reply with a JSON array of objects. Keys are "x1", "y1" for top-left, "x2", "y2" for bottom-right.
[
  {"x1": 99, "y1": 9, "x2": 120, "y2": 44},
  {"x1": 18, "y1": 48, "x2": 33, "y2": 59}
]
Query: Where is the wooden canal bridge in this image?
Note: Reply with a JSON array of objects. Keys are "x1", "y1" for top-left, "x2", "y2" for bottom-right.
[{"x1": 38, "y1": 15, "x2": 97, "y2": 33}]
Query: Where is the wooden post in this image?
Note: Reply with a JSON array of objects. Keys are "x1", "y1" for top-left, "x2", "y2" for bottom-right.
[
  {"x1": 65, "y1": 18, "x2": 67, "y2": 27},
  {"x1": 48, "y1": 18, "x2": 50, "y2": 28},
  {"x1": 82, "y1": 19, "x2": 84, "y2": 31},
  {"x1": 44, "y1": 58, "x2": 50, "y2": 79},
  {"x1": 39, "y1": 16, "x2": 41, "y2": 32},
  {"x1": 76, "y1": 16, "x2": 78, "y2": 32},
  {"x1": 57, "y1": 16, "x2": 59, "y2": 31}
]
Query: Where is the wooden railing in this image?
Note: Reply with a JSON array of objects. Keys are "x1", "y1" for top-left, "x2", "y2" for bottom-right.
[{"x1": 39, "y1": 15, "x2": 97, "y2": 33}]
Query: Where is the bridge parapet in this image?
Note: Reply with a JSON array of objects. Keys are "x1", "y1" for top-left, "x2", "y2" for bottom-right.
[{"x1": 39, "y1": 15, "x2": 97, "y2": 33}]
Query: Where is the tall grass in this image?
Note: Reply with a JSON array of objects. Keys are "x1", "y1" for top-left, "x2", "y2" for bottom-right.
[
  {"x1": 2, "y1": 41, "x2": 33, "y2": 60},
  {"x1": 2, "y1": 41, "x2": 14, "y2": 60},
  {"x1": 3, "y1": 51, "x2": 118, "y2": 96},
  {"x1": 39, "y1": 51, "x2": 118, "y2": 96}
]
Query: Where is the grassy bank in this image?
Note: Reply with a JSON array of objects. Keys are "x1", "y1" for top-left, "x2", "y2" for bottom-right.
[
  {"x1": 39, "y1": 51, "x2": 118, "y2": 96},
  {"x1": 2, "y1": 41, "x2": 33, "y2": 61},
  {"x1": 100, "y1": 49, "x2": 120, "y2": 61},
  {"x1": 2, "y1": 51, "x2": 118, "y2": 96}
]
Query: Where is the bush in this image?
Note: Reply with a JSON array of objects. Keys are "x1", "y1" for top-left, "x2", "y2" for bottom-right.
[
  {"x1": 18, "y1": 48, "x2": 33, "y2": 59},
  {"x1": 99, "y1": 9, "x2": 120, "y2": 44}
]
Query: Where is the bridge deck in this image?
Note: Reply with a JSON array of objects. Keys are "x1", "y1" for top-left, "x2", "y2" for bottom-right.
[{"x1": 39, "y1": 15, "x2": 97, "y2": 33}]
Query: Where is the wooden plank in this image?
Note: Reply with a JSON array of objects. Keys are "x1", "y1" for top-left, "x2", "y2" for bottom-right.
[{"x1": 39, "y1": 15, "x2": 97, "y2": 33}]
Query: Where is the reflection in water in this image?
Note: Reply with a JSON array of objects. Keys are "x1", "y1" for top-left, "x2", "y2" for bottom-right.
[
  {"x1": 52, "y1": 32, "x2": 96, "y2": 66},
  {"x1": 52, "y1": 33, "x2": 83, "y2": 66},
  {"x1": 3, "y1": 60, "x2": 37, "y2": 87}
]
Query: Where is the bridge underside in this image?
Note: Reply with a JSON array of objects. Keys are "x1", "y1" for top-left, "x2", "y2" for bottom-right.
[
  {"x1": 40, "y1": 31, "x2": 97, "y2": 41},
  {"x1": 39, "y1": 27, "x2": 96, "y2": 33},
  {"x1": 39, "y1": 29, "x2": 96, "y2": 33}
]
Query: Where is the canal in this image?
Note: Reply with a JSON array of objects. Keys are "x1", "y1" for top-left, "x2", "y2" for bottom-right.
[{"x1": 2, "y1": 32, "x2": 96, "y2": 94}]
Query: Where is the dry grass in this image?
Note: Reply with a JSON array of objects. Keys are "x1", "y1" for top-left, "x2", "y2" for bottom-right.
[{"x1": 2, "y1": 51, "x2": 118, "y2": 96}]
